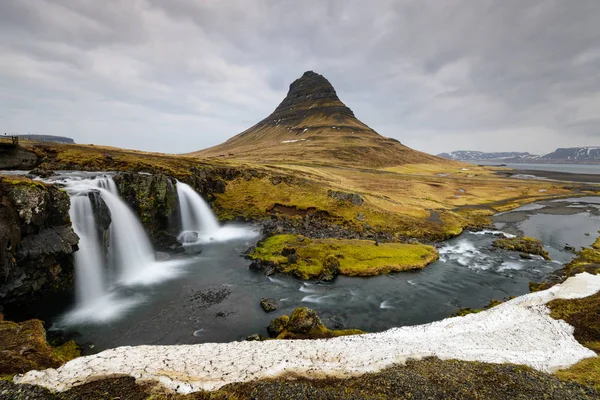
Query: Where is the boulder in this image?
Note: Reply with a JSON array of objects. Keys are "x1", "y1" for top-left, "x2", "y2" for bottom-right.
[
  {"x1": 327, "y1": 190, "x2": 364, "y2": 206},
  {"x1": 260, "y1": 298, "x2": 278, "y2": 313},
  {"x1": 266, "y1": 307, "x2": 364, "y2": 340},
  {"x1": 152, "y1": 232, "x2": 183, "y2": 253},
  {"x1": 319, "y1": 254, "x2": 340, "y2": 282},
  {"x1": 267, "y1": 315, "x2": 289, "y2": 337}
]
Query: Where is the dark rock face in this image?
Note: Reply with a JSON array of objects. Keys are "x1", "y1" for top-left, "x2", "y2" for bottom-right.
[
  {"x1": 0, "y1": 145, "x2": 40, "y2": 170},
  {"x1": 151, "y1": 232, "x2": 183, "y2": 253},
  {"x1": 88, "y1": 190, "x2": 111, "y2": 255},
  {"x1": 113, "y1": 172, "x2": 179, "y2": 235},
  {"x1": 327, "y1": 190, "x2": 364, "y2": 206},
  {"x1": 0, "y1": 178, "x2": 78, "y2": 307},
  {"x1": 264, "y1": 71, "x2": 355, "y2": 125}
]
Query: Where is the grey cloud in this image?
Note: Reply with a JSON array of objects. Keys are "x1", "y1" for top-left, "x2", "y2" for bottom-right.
[{"x1": 0, "y1": 0, "x2": 599, "y2": 154}]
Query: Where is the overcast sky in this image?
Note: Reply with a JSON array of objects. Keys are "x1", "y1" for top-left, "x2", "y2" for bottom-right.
[{"x1": 1, "y1": 1, "x2": 599, "y2": 155}]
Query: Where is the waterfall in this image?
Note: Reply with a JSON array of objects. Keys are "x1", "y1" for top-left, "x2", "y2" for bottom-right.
[
  {"x1": 69, "y1": 195, "x2": 106, "y2": 307},
  {"x1": 176, "y1": 182, "x2": 220, "y2": 242},
  {"x1": 175, "y1": 181, "x2": 259, "y2": 243},
  {"x1": 97, "y1": 187, "x2": 156, "y2": 282}
]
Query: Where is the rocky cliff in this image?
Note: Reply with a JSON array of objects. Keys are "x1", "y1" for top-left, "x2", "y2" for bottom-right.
[
  {"x1": 113, "y1": 172, "x2": 180, "y2": 235},
  {"x1": 0, "y1": 144, "x2": 40, "y2": 170},
  {"x1": 0, "y1": 176, "x2": 78, "y2": 309}
]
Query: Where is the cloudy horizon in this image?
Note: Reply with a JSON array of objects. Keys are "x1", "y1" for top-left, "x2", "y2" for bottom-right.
[{"x1": 1, "y1": 1, "x2": 599, "y2": 156}]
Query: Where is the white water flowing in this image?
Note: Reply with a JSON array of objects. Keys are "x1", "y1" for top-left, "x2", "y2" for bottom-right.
[
  {"x1": 99, "y1": 187, "x2": 156, "y2": 282},
  {"x1": 176, "y1": 181, "x2": 259, "y2": 243},
  {"x1": 177, "y1": 182, "x2": 220, "y2": 234},
  {"x1": 69, "y1": 195, "x2": 106, "y2": 307}
]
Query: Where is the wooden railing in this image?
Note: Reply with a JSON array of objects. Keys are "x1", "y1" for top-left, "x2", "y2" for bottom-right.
[{"x1": 0, "y1": 135, "x2": 19, "y2": 146}]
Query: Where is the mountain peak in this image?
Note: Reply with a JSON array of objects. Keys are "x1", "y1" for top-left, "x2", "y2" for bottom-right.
[
  {"x1": 268, "y1": 71, "x2": 355, "y2": 125},
  {"x1": 192, "y1": 71, "x2": 448, "y2": 168}
]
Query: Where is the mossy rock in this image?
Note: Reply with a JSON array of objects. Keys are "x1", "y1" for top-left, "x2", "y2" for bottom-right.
[
  {"x1": 267, "y1": 307, "x2": 364, "y2": 340},
  {"x1": 493, "y1": 236, "x2": 551, "y2": 260},
  {"x1": 451, "y1": 299, "x2": 505, "y2": 317},
  {"x1": 250, "y1": 234, "x2": 439, "y2": 280},
  {"x1": 0, "y1": 315, "x2": 80, "y2": 376}
]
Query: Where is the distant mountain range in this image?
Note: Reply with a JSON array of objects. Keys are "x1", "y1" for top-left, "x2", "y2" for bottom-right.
[
  {"x1": 17, "y1": 134, "x2": 75, "y2": 144},
  {"x1": 438, "y1": 147, "x2": 600, "y2": 164}
]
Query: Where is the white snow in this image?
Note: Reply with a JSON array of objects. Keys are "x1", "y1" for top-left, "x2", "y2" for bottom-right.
[
  {"x1": 15, "y1": 273, "x2": 600, "y2": 394},
  {"x1": 281, "y1": 139, "x2": 307, "y2": 144}
]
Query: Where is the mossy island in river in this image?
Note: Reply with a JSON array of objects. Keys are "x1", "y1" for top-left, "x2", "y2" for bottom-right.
[{"x1": 249, "y1": 234, "x2": 439, "y2": 280}]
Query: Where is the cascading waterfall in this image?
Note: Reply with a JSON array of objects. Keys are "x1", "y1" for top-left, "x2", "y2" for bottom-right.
[
  {"x1": 176, "y1": 181, "x2": 220, "y2": 243},
  {"x1": 175, "y1": 181, "x2": 259, "y2": 243},
  {"x1": 98, "y1": 187, "x2": 156, "y2": 281},
  {"x1": 58, "y1": 175, "x2": 183, "y2": 324}
]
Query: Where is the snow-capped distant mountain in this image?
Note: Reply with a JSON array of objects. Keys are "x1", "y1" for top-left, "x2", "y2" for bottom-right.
[
  {"x1": 438, "y1": 147, "x2": 600, "y2": 163},
  {"x1": 539, "y1": 147, "x2": 600, "y2": 162},
  {"x1": 437, "y1": 151, "x2": 538, "y2": 161}
]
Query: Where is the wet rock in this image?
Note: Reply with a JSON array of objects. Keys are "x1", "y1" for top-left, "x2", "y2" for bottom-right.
[
  {"x1": 520, "y1": 253, "x2": 533, "y2": 260},
  {"x1": 327, "y1": 190, "x2": 364, "y2": 206},
  {"x1": 565, "y1": 245, "x2": 577, "y2": 253},
  {"x1": 493, "y1": 236, "x2": 551, "y2": 260},
  {"x1": 112, "y1": 172, "x2": 179, "y2": 236},
  {"x1": 155, "y1": 252, "x2": 170, "y2": 261},
  {"x1": 151, "y1": 232, "x2": 183, "y2": 253},
  {"x1": 27, "y1": 168, "x2": 54, "y2": 179},
  {"x1": 0, "y1": 177, "x2": 78, "y2": 307},
  {"x1": 267, "y1": 307, "x2": 364, "y2": 340},
  {"x1": 245, "y1": 333, "x2": 264, "y2": 341},
  {"x1": 260, "y1": 298, "x2": 278, "y2": 313},
  {"x1": 287, "y1": 307, "x2": 320, "y2": 334},
  {"x1": 267, "y1": 315, "x2": 289, "y2": 337},
  {"x1": 88, "y1": 190, "x2": 111, "y2": 254}
]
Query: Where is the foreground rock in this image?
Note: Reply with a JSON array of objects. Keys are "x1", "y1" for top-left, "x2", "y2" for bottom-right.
[
  {"x1": 249, "y1": 234, "x2": 438, "y2": 280},
  {"x1": 0, "y1": 176, "x2": 79, "y2": 307},
  {"x1": 15, "y1": 273, "x2": 600, "y2": 394},
  {"x1": 493, "y1": 236, "x2": 551, "y2": 260},
  {"x1": 267, "y1": 307, "x2": 363, "y2": 339},
  {"x1": 4, "y1": 358, "x2": 599, "y2": 399},
  {"x1": 0, "y1": 315, "x2": 79, "y2": 377}
]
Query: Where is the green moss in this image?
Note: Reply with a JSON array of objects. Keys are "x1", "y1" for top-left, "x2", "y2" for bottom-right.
[
  {"x1": 51, "y1": 340, "x2": 81, "y2": 364},
  {"x1": 250, "y1": 234, "x2": 439, "y2": 279},
  {"x1": 493, "y1": 236, "x2": 551, "y2": 260},
  {"x1": 556, "y1": 356, "x2": 600, "y2": 390},
  {"x1": 451, "y1": 299, "x2": 505, "y2": 317},
  {"x1": 269, "y1": 307, "x2": 365, "y2": 340}
]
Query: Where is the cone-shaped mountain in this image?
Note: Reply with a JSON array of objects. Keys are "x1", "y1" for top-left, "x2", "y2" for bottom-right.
[{"x1": 193, "y1": 71, "x2": 447, "y2": 168}]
